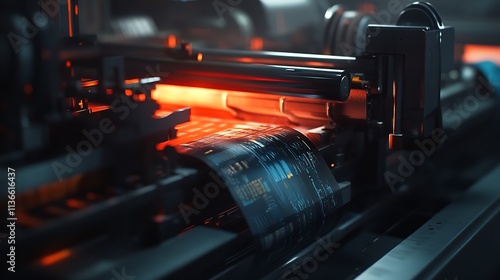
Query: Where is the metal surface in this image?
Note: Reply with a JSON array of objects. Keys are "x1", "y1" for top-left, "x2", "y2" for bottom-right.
[
  {"x1": 358, "y1": 165, "x2": 500, "y2": 280},
  {"x1": 126, "y1": 56, "x2": 352, "y2": 101}
]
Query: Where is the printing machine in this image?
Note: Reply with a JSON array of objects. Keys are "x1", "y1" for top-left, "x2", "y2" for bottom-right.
[{"x1": 1, "y1": 0, "x2": 500, "y2": 279}]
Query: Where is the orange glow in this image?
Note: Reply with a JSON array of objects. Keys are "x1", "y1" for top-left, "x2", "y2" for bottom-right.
[
  {"x1": 40, "y1": 249, "x2": 71, "y2": 266},
  {"x1": 125, "y1": 89, "x2": 133, "y2": 96},
  {"x1": 66, "y1": 199, "x2": 85, "y2": 209},
  {"x1": 124, "y1": 78, "x2": 140, "y2": 84},
  {"x1": 74, "y1": 4, "x2": 79, "y2": 15},
  {"x1": 230, "y1": 57, "x2": 332, "y2": 68},
  {"x1": 154, "y1": 85, "x2": 212, "y2": 105},
  {"x1": 65, "y1": 60, "x2": 71, "y2": 68},
  {"x1": 88, "y1": 104, "x2": 109, "y2": 112},
  {"x1": 154, "y1": 214, "x2": 165, "y2": 223},
  {"x1": 303, "y1": 61, "x2": 335, "y2": 68},
  {"x1": 153, "y1": 84, "x2": 246, "y2": 110},
  {"x1": 359, "y1": 3, "x2": 376, "y2": 13},
  {"x1": 152, "y1": 84, "x2": 330, "y2": 127},
  {"x1": 24, "y1": 84, "x2": 33, "y2": 94},
  {"x1": 67, "y1": 0, "x2": 73, "y2": 37},
  {"x1": 86, "y1": 192, "x2": 96, "y2": 200},
  {"x1": 463, "y1": 44, "x2": 500, "y2": 65},
  {"x1": 180, "y1": 225, "x2": 195, "y2": 235},
  {"x1": 166, "y1": 35, "x2": 177, "y2": 48},
  {"x1": 106, "y1": 89, "x2": 113, "y2": 95},
  {"x1": 250, "y1": 37, "x2": 264, "y2": 51},
  {"x1": 81, "y1": 80, "x2": 98, "y2": 87},
  {"x1": 17, "y1": 211, "x2": 42, "y2": 228},
  {"x1": 135, "y1": 93, "x2": 146, "y2": 102},
  {"x1": 197, "y1": 53, "x2": 203, "y2": 62}
]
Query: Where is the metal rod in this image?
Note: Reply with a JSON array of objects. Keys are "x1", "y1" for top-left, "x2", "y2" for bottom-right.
[
  {"x1": 126, "y1": 57, "x2": 351, "y2": 101},
  {"x1": 98, "y1": 42, "x2": 376, "y2": 73}
]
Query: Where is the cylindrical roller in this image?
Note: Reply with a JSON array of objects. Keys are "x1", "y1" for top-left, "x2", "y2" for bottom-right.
[
  {"x1": 100, "y1": 42, "x2": 367, "y2": 68},
  {"x1": 95, "y1": 42, "x2": 376, "y2": 77},
  {"x1": 322, "y1": 5, "x2": 377, "y2": 56},
  {"x1": 126, "y1": 57, "x2": 351, "y2": 101},
  {"x1": 197, "y1": 48, "x2": 357, "y2": 69}
]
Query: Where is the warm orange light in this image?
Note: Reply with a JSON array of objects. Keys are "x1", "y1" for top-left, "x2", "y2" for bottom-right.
[
  {"x1": 152, "y1": 84, "x2": 268, "y2": 113},
  {"x1": 106, "y1": 89, "x2": 113, "y2": 95},
  {"x1": 40, "y1": 249, "x2": 71, "y2": 266},
  {"x1": 152, "y1": 84, "x2": 330, "y2": 125},
  {"x1": 167, "y1": 35, "x2": 177, "y2": 48},
  {"x1": 81, "y1": 80, "x2": 98, "y2": 87},
  {"x1": 66, "y1": 199, "x2": 85, "y2": 209},
  {"x1": 239, "y1": 58, "x2": 253, "y2": 63},
  {"x1": 153, "y1": 85, "x2": 223, "y2": 108},
  {"x1": 232, "y1": 57, "x2": 332, "y2": 68},
  {"x1": 197, "y1": 53, "x2": 203, "y2": 62},
  {"x1": 154, "y1": 214, "x2": 165, "y2": 223},
  {"x1": 124, "y1": 78, "x2": 140, "y2": 85},
  {"x1": 81, "y1": 78, "x2": 143, "y2": 89},
  {"x1": 250, "y1": 37, "x2": 264, "y2": 51},
  {"x1": 67, "y1": 0, "x2": 73, "y2": 37},
  {"x1": 74, "y1": 4, "x2": 79, "y2": 15},
  {"x1": 65, "y1": 60, "x2": 71, "y2": 68},
  {"x1": 135, "y1": 93, "x2": 146, "y2": 102},
  {"x1": 180, "y1": 225, "x2": 195, "y2": 234},
  {"x1": 463, "y1": 44, "x2": 500, "y2": 65},
  {"x1": 17, "y1": 211, "x2": 42, "y2": 228},
  {"x1": 125, "y1": 89, "x2": 133, "y2": 96}
]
